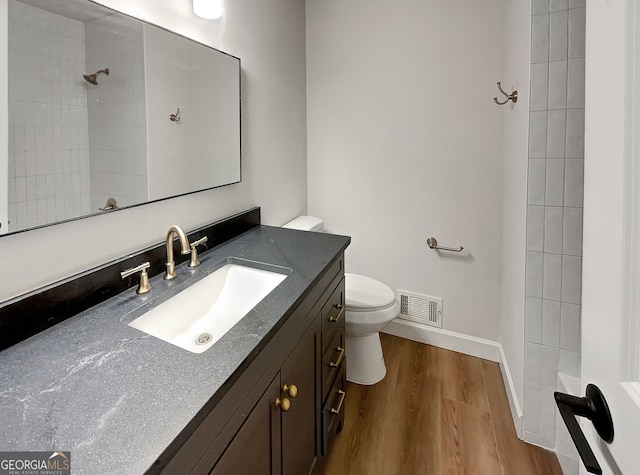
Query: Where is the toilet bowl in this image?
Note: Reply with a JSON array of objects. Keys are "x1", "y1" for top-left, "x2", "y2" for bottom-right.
[
  {"x1": 344, "y1": 273, "x2": 400, "y2": 384},
  {"x1": 283, "y1": 216, "x2": 400, "y2": 385}
]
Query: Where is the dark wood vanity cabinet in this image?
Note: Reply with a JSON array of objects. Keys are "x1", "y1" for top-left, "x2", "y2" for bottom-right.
[
  {"x1": 160, "y1": 254, "x2": 345, "y2": 475},
  {"x1": 209, "y1": 374, "x2": 282, "y2": 475},
  {"x1": 280, "y1": 318, "x2": 319, "y2": 475},
  {"x1": 210, "y1": 319, "x2": 318, "y2": 475}
]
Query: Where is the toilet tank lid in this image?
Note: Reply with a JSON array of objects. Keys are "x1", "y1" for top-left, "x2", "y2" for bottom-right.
[
  {"x1": 282, "y1": 216, "x2": 324, "y2": 231},
  {"x1": 345, "y1": 273, "x2": 396, "y2": 310}
]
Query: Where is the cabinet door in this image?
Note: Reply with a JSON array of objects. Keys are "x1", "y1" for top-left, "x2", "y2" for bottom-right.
[
  {"x1": 280, "y1": 319, "x2": 319, "y2": 475},
  {"x1": 209, "y1": 374, "x2": 282, "y2": 475}
]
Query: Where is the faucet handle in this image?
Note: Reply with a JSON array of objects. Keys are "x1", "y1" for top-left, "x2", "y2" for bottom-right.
[
  {"x1": 188, "y1": 236, "x2": 209, "y2": 268},
  {"x1": 121, "y1": 262, "x2": 152, "y2": 295}
]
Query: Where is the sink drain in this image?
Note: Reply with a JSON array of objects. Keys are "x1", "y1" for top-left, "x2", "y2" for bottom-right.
[{"x1": 195, "y1": 333, "x2": 212, "y2": 345}]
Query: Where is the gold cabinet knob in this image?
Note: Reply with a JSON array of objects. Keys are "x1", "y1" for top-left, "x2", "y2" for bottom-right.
[
  {"x1": 283, "y1": 384, "x2": 298, "y2": 399},
  {"x1": 275, "y1": 396, "x2": 291, "y2": 412}
]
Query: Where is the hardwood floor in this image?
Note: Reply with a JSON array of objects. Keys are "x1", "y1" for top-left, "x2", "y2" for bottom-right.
[{"x1": 320, "y1": 334, "x2": 563, "y2": 475}]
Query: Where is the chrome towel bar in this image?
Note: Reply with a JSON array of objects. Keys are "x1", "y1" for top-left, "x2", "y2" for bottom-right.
[{"x1": 427, "y1": 237, "x2": 463, "y2": 253}]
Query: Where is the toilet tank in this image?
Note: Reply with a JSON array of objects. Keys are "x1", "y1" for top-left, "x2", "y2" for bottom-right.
[{"x1": 282, "y1": 216, "x2": 324, "y2": 232}]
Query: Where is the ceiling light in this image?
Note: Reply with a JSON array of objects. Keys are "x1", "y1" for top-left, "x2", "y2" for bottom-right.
[{"x1": 193, "y1": 0, "x2": 223, "y2": 20}]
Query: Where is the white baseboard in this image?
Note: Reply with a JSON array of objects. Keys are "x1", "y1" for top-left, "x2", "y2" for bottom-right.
[
  {"x1": 383, "y1": 318, "x2": 523, "y2": 436},
  {"x1": 497, "y1": 344, "x2": 523, "y2": 437}
]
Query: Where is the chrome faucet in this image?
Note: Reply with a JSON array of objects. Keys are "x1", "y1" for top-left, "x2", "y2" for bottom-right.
[{"x1": 164, "y1": 225, "x2": 190, "y2": 280}]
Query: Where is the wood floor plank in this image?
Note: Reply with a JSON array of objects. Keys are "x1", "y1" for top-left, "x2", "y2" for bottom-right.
[
  {"x1": 481, "y1": 358, "x2": 531, "y2": 474},
  {"x1": 527, "y1": 444, "x2": 565, "y2": 475},
  {"x1": 440, "y1": 348, "x2": 490, "y2": 412},
  {"x1": 441, "y1": 397, "x2": 501, "y2": 474},
  {"x1": 392, "y1": 336, "x2": 441, "y2": 474},
  {"x1": 319, "y1": 334, "x2": 563, "y2": 475},
  {"x1": 321, "y1": 334, "x2": 441, "y2": 474},
  {"x1": 363, "y1": 334, "x2": 410, "y2": 474},
  {"x1": 481, "y1": 360, "x2": 563, "y2": 475}
]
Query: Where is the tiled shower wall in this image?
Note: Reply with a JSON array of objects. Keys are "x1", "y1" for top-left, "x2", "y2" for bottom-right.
[
  {"x1": 85, "y1": 15, "x2": 147, "y2": 211},
  {"x1": 523, "y1": 0, "x2": 585, "y2": 448},
  {"x1": 7, "y1": 0, "x2": 91, "y2": 232}
]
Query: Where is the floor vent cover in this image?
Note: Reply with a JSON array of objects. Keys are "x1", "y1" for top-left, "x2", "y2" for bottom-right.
[{"x1": 396, "y1": 290, "x2": 442, "y2": 328}]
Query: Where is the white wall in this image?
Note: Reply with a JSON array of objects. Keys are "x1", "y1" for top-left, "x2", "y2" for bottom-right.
[
  {"x1": 0, "y1": 0, "x2": 308, "y2": 302},
  {"x1": 499, "y1": 0, "x2": 531, "y2": 435},
  {"x1": 306, "y1": 0, "x2": 506, "y2": 340}
]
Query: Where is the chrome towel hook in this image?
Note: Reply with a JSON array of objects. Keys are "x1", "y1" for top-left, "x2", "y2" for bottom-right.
[{"x1": 493, "y1": 82, "x2": 518, "y2": 105}]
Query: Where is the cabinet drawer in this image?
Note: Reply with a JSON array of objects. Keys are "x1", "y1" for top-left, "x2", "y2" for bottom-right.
[
  {"x1": 321, "y1": 278, "x2": 345, "y2": 355},
  {"x1": 321, "y1": 362, "x2": 346, "y2": 456},
  {"x1": 321, "y1": 328, "x2": 345, "y2": 405}
]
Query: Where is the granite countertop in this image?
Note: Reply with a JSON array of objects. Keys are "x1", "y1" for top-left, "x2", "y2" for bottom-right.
[{"x1": 0, "y1": 225, "x2": 350, "y2": 474}]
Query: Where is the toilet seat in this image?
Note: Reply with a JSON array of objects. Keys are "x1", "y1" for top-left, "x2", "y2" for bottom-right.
[{"x1": 345, "y1": 273, "x2": 396, "y2": 312}]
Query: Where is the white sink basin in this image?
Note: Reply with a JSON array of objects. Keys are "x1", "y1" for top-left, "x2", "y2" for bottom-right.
[{"x1": 128, "y1": 258, "x2": 289, "y2": 353}]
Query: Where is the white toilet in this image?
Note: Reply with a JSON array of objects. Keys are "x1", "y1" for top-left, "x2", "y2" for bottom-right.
[{"x1": 283, "y1": 216, "x2": 400, "y2": 385}]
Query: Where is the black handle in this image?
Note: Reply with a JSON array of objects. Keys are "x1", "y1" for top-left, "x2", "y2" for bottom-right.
[{"x1": 554, "y1": 384, "x2": 614, "y2": 475}]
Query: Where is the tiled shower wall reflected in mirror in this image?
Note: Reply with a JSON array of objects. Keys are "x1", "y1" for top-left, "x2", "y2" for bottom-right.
[
  {"x1": 524, "y1": 0, "x2": 585, "y2": 449},
  {"x1": 7, "y1": 0, "x2": 91, "y2": 231},
  {"x1": 6, "y1": 0, "x2": 148, "y2": 232},
  {"x1": 85, "y1": 14, "x2": 148, "y2": 212}
]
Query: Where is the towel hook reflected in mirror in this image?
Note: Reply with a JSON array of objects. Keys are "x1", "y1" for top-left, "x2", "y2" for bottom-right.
[
  {"x1": 169, "y1": 108, "x2": 181, "y2": 123},
  {"x1": 493, "y1": 82, "x2": 518, "y2": 105},
  {"x1": 99, "y1": 197, "x2": 118, "y2": 211}
]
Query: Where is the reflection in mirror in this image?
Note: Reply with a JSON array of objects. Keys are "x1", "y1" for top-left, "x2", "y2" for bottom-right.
[{"x1": 4, "y1": 0, "x2": 241, "y2": 235}]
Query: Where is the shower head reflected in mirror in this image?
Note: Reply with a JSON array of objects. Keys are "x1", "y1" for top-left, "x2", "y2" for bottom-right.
[{"x1": 83, "y1": 68, "x2": 110, "y2": 85}]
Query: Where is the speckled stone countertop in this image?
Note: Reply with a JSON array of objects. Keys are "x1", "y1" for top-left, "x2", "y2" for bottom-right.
[{"x1": 0, "y1": 225, "x2": 350, "y2": 475}]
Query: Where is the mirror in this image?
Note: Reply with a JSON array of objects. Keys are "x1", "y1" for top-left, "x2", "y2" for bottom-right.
[{"x1": 3, "y1": 0, "x2": 241, "y2": 235}]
